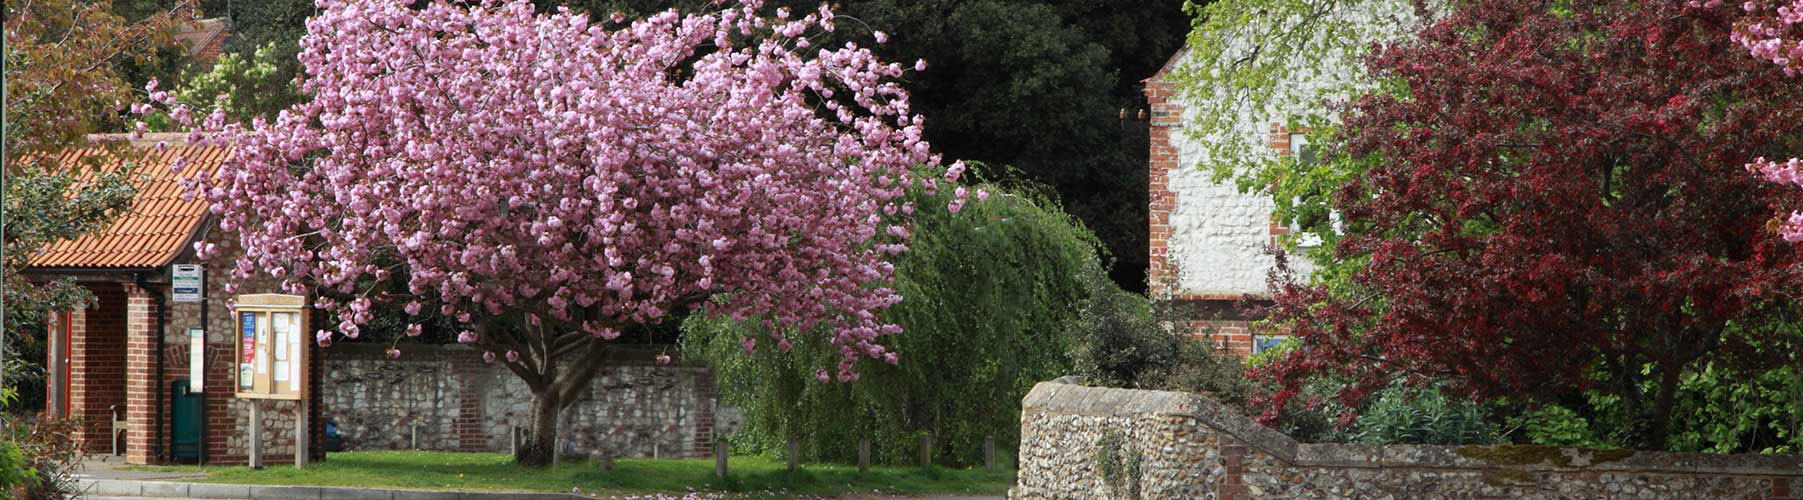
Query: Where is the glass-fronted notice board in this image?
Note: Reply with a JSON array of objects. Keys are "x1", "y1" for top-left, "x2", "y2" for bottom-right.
[{"x1": 233, "y1": 294, "x2": 309, "y2": 400}]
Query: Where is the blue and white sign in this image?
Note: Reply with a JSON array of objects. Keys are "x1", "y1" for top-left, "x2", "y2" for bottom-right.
[{"x1": 172, "y1": 264, "x2": 204, "y2": 302}]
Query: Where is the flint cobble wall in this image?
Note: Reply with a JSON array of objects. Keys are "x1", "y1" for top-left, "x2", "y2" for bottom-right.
[
  {"x1": 1012, "y1": 382, "x2": 1802, "y2": 499},
  {"x1": 322, "y1": 343, "x2": 714, "y2": 459}
]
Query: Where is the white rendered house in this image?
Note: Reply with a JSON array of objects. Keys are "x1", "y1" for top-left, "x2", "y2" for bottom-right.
[{"x1": 1144, "y1": 3, "x2": 1416, "y2": 355}]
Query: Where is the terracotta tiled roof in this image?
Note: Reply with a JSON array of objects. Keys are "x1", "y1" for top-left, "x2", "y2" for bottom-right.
[
  {"x1": 173, "y1": 18, "x2": 230, "y2": 65},
  {"x1": 27, "y1": 136, "x2": 228, "y2": 269}
]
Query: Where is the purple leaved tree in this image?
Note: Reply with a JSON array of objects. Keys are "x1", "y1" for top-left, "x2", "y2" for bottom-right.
[{"x1": 149, "y1": 0, "x2": 961, "y2": 465}]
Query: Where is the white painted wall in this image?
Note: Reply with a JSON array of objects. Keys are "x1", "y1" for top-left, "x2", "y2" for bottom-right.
[{"x1": 1161, "y1": 0, "x2": 1419, "y2": 296}]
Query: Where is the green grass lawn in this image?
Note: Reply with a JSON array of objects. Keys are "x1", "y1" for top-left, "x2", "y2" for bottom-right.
[{"x1": 127, "y1": 450, "x2": 1013, "y2": 498}]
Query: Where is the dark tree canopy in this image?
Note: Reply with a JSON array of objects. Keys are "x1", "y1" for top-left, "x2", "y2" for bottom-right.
[{"x1": 1255, "y1": 0, "x2": 1803, "y2": 449}]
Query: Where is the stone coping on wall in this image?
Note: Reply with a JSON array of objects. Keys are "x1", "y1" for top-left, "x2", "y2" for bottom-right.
[
  {"x1": 1022, "y1": 382, "x2": 1803, "y2": 477},
  {"x1": 326, "y1": 342, "x2": 708, "y2": 367}
]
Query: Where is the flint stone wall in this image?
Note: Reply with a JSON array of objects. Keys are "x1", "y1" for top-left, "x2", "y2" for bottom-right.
[
  {"x1": 1012, "y1": 382, "x2": 1802, "y2": 499},
  {"x1": 322, "y1": 343, "x2": 714, "y2": 459}
]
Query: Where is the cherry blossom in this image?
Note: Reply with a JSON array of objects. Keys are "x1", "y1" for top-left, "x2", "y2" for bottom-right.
[
  {"x1": 1728, "y1": 1, "x2": 1803, "y2": 237},
  {"x1": 146, "y1": 0, "x2": 957, "y2": 464}
]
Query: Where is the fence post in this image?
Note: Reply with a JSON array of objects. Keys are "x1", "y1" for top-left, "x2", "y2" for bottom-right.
[
  {"x1": 786, "y1": 436, "x2": 800, "y2": 472},
  {"x1": 714, "y1": 440, "x2": 728, "y2": 480},
  {"x1": 857, "y1": 438, "x2": 870, "y2": 473},
  {"x1": 410, "y1": 424, "x2": 419, "y2": 450},
  {"x1": 918, "y1": 435, "x2": 932, "y2": 468},
  {"x1": 295, "y1": 399, "x2": 309, "y2": 468},
  {"x1": 509, "y1": 425, "x2": 519, "y2": 457},
  {"x1": 984, "y1": 434, "x2": 996, "y2": 472},
  {"x1": 248, "y1": 401, "x2": 262, "y2": 469}
]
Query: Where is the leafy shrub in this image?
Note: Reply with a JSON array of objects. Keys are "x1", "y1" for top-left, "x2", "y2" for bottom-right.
[
  {"x1": 1346, "y1": 383, "x2": 1500, "y2": 446},
  {"x1": 1067, "y1": 268, "x2": 1251, "y2": 401},
  {"x1": 1664, "y1": 364, "x2": 1803, "y2": 454},
  {"x1": 1565, "y1": 362, "x2": 1803, "y2": 454},
  {"x1": 1514, "y1": 405, "x2": 1606, "y2": 448},
  {"x1": 2, "y1": 416, "x2": 83, "y2": 500},
  {"x1": 0, "y1": 439, "x2": 37, "y2": 499},
  {"x1": 683, "y1": 177, "x2": 1104, "y2": 466}
]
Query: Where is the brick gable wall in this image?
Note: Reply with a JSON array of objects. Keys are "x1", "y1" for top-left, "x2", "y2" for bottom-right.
[{"x1": 1144, "y1": 76, "x2": 1285, "y2": 357}]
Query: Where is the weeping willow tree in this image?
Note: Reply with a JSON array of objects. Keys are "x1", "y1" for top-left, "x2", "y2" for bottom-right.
[{"x1": 683, "y1": 173, "x2": 1106, "y2": 466}]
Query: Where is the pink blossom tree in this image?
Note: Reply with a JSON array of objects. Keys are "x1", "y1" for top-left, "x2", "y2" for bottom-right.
[
  {"x1": 151, "y1": 0, "x2": 960, "y2": 465},
  {"x1": 1730, "y1": 0, "x2": 1803, "y2": 238}
]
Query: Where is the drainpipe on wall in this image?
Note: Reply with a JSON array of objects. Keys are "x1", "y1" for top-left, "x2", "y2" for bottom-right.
[
  {"x1": 137, "y1": 274, "x2": 168, "y2": 463},
  {"x1": 199, "y1": 265, "x2": 208, "y2": 465}
]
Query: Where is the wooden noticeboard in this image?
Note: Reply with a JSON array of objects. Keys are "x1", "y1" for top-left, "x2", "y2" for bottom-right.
[{"x1": 234, "y1": 294, "x2": 309, "y2": 400}]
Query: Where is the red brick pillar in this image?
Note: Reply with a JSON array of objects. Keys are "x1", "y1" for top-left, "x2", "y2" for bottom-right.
[
  {"x1": 1145, "y1": 78, "x2": 1182, "y2": 300},
  {"x1": 1218, "y1": 443, "x2": 1251, "y2": 499},
  {"x1": 124, "y1": 283, "x2": 160, "y2": 465}
]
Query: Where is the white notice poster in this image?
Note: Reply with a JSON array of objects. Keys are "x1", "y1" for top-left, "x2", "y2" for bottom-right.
[
  {"x1": 275, "y1": 312, "x2": 303, "y2": 392},
  {"x1": 189, "y1": 328, "x2": 205, "y2": 392},
  {"x1": 255, "y1": 315, "x2": 270, "y2": 375},
  {"x1": 274, "y1": 361, "x2": 290, "y2": 382}
]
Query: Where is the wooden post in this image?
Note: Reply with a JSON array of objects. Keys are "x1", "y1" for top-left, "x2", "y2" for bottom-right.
[
  {"x1": 918, "y1": 435, "x2": 931, "y2": 468},
  {"x1": 248, "y1": 401, "x2": 262, "y2": 469},
  {"x1": 983, "y1": 435, "x2": 996, "y2": 472},
  {"x1": 509, "y1": 426, "x2": 519, "y2": 456},
  {"x1": 713, "y1": 440, "x2": 728, "y2": 480},
  {"x1": 857, "y1": 438, "x2": 870, "y2": 474},
  {"x1": 46, "y1": 321, "x2": 64, "y2": 419},
  {"x1": 410, "y1": 424, "x2": 419, "y2": 450},
  {"x1": 786, "y1": 437, "x2": 799, "y2": 472},
  {"x1": 294, "y1": 399, "x2": 309, "y2": 468}
]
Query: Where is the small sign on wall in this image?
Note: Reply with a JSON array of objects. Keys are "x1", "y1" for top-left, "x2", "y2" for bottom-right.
[{"x1": 173, "y1": 265, "x2": 204, "y2": 302}]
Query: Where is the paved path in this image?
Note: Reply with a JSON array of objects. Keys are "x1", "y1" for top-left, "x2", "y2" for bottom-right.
[
  {"x1": 76, "y1": 457, "x2": 207, "y2": 482},
  {"x1": 74, "y1": 459, "x2": 1002, "y2": 500},
  {"x1": 73, "y1": 477, "x2": 1004, "y2": 500}
]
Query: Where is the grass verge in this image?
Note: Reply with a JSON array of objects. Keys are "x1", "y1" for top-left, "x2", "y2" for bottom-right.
[{"x1": 126, "y1": 450, "x2": 1013, "y2": 498}]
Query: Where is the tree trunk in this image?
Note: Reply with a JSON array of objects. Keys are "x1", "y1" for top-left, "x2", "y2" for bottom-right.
[
  {"x1": 518, "y1": 389, "x2": 561, "y2": 466},
  {"x1": 1645, "y1": 360, "x2": 1683, "y2": 451}
]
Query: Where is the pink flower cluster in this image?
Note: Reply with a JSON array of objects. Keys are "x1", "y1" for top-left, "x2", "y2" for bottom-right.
[
  {"x1": 1726, "y1": 0, "x2": 1803, "y2": 73},
  {"x1": 1751, "y1": 157, "x2": 1803, "y2": 241},
  {"x1": 151, "y1": 0, "x2": 965, "y2": 380},
  {"x1": 1711, "y1": 0, "x2": 1803, "y2": 240}
]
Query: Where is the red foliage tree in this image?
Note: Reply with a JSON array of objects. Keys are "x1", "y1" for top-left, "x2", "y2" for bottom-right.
[{"x1": 1255, "y1": 0, "x2": 1803, "y2": 449}]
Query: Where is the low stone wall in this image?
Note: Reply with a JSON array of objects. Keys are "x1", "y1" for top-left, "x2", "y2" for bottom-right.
[
  {"x1": 321, "y1": 343, "x2": 714, "y2": 459},
  {"x1": 1012, "y1": 382, "x2": 1803, "y2": 499}
]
